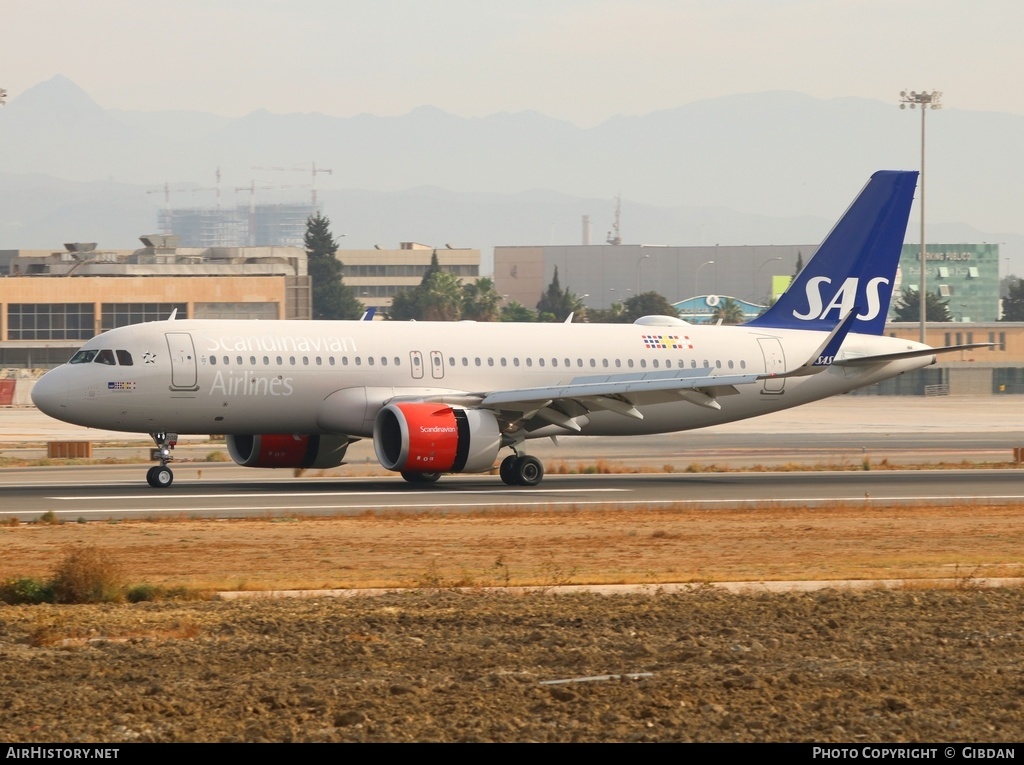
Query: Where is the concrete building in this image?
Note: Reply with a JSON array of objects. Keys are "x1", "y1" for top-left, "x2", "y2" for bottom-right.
[
  {"x1": 494, "y1": 244, "x2": 810, "y2": 312},
  {"x1": 0, "y1": 239, "x2": 310, "y2": 367},
  {"x1": 339, "y1": 243, "x2": 481, "y2": 314},
  {"x1": 494, "y1": 242, "x2": 1001, "y2": 321}
]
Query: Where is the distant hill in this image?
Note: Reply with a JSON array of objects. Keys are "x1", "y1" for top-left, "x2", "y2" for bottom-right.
[{"x1": 1, "y1": 75, "x2": 1022, "y2": 273}]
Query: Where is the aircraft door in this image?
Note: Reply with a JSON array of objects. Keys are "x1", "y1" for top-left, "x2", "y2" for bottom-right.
[
  {"x1": 166, "y1": 332, "x2": 199, "y2": 391},
  {"x1": 757, "y1": 337, "x2": 786, "y2": 394},
  {"x1": 410, "y1": 350, "x2": 424, "y2": 380},
  {"x1": 430, "y1": 351, "x2": 445, "y2": 379}
]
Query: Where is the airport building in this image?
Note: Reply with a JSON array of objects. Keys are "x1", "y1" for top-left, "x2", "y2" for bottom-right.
[
  {"x1": 338, "y1": 243, "x2": 481, "y2": 314},
  {"x1": 0, "y1": 238, "x2": 482, "y2": 367},
  {"x1": 0, "y1": 238, "x2": 310, "y2": 367},
  {"x1": 493, "y1": 243, "x2": 1001, "y2": 322}
]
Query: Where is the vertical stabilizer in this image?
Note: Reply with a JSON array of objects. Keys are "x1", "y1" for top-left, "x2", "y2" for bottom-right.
[{"x1": 746, "y1": 170, "x2": 918, "y2": 335}]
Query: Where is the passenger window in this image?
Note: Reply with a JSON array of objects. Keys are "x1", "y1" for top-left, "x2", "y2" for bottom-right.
[
  {"x1": 209, "y1": 355, "x2": 217, "y2": 366},
  {"x1": 277, "y1": 356, "x2": 283, "y2": 365},
  {"x1": 640, "y1": 359, "x2": 647, "y2": 368},
  {"x1": 263, "y1": 356, "x2": 270, "y2": 366},
  {"x1": 653, "y1": 359, "x2": 660, "y2": 368},
  {"x1": 116, "y1": 350, "x2": 134, "y2": 366},
  {"x1": 381, "y1": 356, "x2": 388, "y2": 366},
  {"x1": 526, "y1": 358, "x2": 533, "y2": 367},
  {"x1": 250, "y1": 356, "x2": 256, "y2": 366},
  {"x1": 449, "y1": 357, "x2": 456, "y2": 366},
  {"x1": 70, "y1": 350, "x2": 98, "y2": 364},
  {"x1": 94, "y1": 349, "x2": 116, "y2": 365},
  {"x1": 538, "y1": 358, "x2": 545, "y2": 367},
  {"x1": 236, "y1": 356, "x2": 243, "y2": 366},
  {"x1": 513, "y1": 358, "x2": 520, "y2": 367},
  {"x1": 368, "y1": 357, "x2": 374, "y2": 366},
  {"x1": 628, "y1": 359, "x2": 634, "y2": 368},
  {"x1": 316, "y1": 356, "x2": 323, "y2": 366},
  {"x1": 488, "y1": 357, "x2": 494, "y2": 367},
  {"x1": 394, "y1": 357, "x2": 401, "y2": 366},
  {"x1": 501, "y1": 358, "x2": 507, "y2": 367},
  {"x1": 223, "y1": 356, "x2": 229, "y2": 365},
  {"x1": 615, "y1": 359, "x2": 621, "y2": 368},
  {"x1": 329, "y1": 357, "x2": 335, "y2": 366},
  {"x1": 602, "y1": 359, "x2": 609, "y2": 368}
]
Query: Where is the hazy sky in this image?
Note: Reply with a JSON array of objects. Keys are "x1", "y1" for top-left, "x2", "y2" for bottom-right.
[{"x1": 6, "y1": 0, "x2": 1024, "y2": 125}]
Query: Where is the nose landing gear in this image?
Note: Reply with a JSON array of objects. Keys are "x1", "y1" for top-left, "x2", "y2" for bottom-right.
[{"x1": 147, "y1": 432, "x2": 177, "y2": 488}]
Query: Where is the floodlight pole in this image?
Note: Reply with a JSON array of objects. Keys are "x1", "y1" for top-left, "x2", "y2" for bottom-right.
[{"x1": 900, "y1": 90, "x2": 942, "y2": 343}]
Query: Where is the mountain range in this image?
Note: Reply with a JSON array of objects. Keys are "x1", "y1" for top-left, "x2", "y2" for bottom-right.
[{"x1": 1, "y1": 75, "x2": 1022, "y2": 274}]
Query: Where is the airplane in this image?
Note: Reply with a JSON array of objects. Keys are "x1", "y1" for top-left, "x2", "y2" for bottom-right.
[{"x1": 31, "y1": 170, "x2": 982, "y2": 489}]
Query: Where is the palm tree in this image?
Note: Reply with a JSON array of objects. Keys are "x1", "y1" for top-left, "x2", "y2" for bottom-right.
[{"x1": 710, "y1": 297, "x2": 746, "y2": 324}]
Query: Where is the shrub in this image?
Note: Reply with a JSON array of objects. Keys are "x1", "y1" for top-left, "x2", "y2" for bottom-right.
[
  {"x1": 0, "y1": 577, "x2": 53, "y2": 605},
  {"x1": 49, "y1": 545, "x2": 126, "y2": 604}
]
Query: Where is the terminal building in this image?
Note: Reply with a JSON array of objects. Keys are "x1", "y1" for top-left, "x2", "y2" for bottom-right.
[{"x1": 0, "y1": 238, "x2": 310, "y2": 367}]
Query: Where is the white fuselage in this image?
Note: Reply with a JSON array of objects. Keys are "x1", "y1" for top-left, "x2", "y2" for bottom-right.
[{"x1": 31, "y1": 318, "x2": 934, "y2": 439}]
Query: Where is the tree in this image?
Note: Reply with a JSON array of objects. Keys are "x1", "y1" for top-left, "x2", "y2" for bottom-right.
[
  {"x1": 585, "y1": 301, "x2": 627, "y2": 323},
  {"x1": 710, "y1": 297, "x2": 746, "y2": 324},
  {"x1": 891, "y1": 287, "x2": 953, "y2": 322},
  {"x1": 536, "y1": 267, "x2": 584, "y2": 322},
  {"x1": 304, "y1": 213, "x2": 363, "y2": 320},
  {"x1": 621, "y1": 291, "x2": 678, "y2": 323},
  {"x1": 1000, "y1": 278, "x2": 1024, "y2": 321},
  {"x1": 389, "y1": 270, "x2": 465, "y2": 321},
  {"x1": 462, "y1": 277, "x2": 502, "y2": 321},
  {"x1": 418, "y1": 271, "x2": 464, "y2": 321},
  {"x1": 499, "y1": 301, "x2": 536, "y2": 322}
]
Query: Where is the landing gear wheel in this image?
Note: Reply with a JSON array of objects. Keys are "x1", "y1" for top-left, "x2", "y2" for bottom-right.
[
  {"x1": 146, "y1": 465, "x2": 174, "y2": 488},
  {"x1": 512, "y1": 455, "x2": 544, "y2": 487},
  {"x1": 401, "y1": 471, "x2": 441, "y2": 484},
  {"x1": 499, "y1": 455, "x2": 518, "y2": 486}
]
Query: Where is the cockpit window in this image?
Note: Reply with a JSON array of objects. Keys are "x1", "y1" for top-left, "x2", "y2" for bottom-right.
[
  {"x1": 94, "y1": 349, "x2": 116, "y2": 365},
  {"x1": 69, "y1": 350, "x2": 97, "y2": 364},
  {"x1": 116, "y1": 350, "x2": 134, "y2": 366}
]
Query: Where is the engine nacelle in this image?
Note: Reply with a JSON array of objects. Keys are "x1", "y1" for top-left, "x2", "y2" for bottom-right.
[
  {"x1": 226, "y1": 434, "x2": 351, "y2": 469},
  {"x1": 373, "y1": 402, "x2": 501, "y2": 475}
]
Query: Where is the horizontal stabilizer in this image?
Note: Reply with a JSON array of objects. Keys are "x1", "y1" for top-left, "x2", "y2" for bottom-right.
[{"x1": 834, "y1": 343, "x2": 994, "y2": 367}]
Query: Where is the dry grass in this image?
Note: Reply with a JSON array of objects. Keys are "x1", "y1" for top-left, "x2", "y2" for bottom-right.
[{"x1": 1, "y1": 502, "x2": 1022, "y2": 593}]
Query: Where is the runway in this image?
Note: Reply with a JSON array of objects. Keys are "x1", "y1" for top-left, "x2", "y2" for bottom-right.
[
  {"x1": 3, "y1": 466, "x2": 1024, "y2": 521},
  {"x1": 3, "y1": 395, "x2": 1024, "y2": 521}
]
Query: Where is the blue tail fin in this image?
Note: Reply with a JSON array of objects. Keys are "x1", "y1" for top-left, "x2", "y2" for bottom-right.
[{"x1": 746, "y1": 170, "x2": 918, "y2": 335}]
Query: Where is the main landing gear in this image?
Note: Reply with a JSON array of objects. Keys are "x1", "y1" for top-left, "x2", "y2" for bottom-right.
[
  {"x1": 499, "y1": 453, "x2": 544, "y2": 486},
  {"x1": 146, "y1": 432, "x2": 177, "y2": 488}
]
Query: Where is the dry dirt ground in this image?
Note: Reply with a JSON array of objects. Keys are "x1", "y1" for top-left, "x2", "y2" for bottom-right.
[{"x1": 2, "y1": 505, "x2": 1023, "y2": 743}]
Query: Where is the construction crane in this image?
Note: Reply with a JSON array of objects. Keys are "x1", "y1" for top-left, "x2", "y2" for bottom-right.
[
  {"x1": 146, "y1": 180, "x2": 221, "y2": 234},
  {"x1": 251, "y1": 161, "x2": 332, "y2": 208}
]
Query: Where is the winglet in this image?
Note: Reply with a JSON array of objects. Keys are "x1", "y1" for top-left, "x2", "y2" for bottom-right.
[
  {"x1": 763, "y1": 308, "x2": 859, "y2": 379},
  {"x1": 360, "y1": 306, "x2": 377, "y2": 321}
]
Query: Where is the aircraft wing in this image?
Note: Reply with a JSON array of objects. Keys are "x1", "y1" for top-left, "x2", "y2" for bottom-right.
[{"x1": 462, "y1": 369, "x2": 761, "y2": 430}]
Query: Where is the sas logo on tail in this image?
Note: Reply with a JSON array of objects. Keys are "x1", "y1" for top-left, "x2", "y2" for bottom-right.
[{"x1": 792, "y1": 277, "x2": 890, "y2": 322}]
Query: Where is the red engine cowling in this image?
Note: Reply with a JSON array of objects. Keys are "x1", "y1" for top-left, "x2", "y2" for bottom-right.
[
  {"x1": 226, "y1": 434, "x2": 351, "y2": 469},
  {"x1": 373, "y1": 402, "x2": 501, "y2": 474}
]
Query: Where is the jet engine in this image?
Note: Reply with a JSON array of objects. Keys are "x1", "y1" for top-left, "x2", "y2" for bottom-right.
[
  {"x1": 226, "y1": 434, "x2": 351, "y2": 469},
  {"x1": 373, "y1": 402, "x2": 501, "y2": 475}
]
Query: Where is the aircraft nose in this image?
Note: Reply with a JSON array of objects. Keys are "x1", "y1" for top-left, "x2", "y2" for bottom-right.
[{"x1": 31, "y1": 369, "x2": 68, "y2": 418}]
